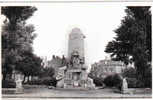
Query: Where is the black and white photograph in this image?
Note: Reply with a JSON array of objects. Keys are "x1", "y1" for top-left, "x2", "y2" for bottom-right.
[{"x1": 1, "y1": 2, "x2": 152, "y2": 99}]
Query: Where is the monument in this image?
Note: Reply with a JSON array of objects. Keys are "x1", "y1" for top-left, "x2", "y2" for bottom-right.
[
  {"x1": 122, "y1": 77, "x2": 129, "y2": 94},
  {"x1": 56, "y1": 28, "x2": 95, "y2": 89},
  {"x1": 15, "y1": 71, "x2": 24, "y2": 94}
]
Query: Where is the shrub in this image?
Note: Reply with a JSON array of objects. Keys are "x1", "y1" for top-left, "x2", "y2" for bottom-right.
[
  {"x1": 103, "y1": 75, "x2": 114, "y2": 87},
  {"x1": 126, "y1": 78, "x2": 137, "y2": 88},
  {"x1": 93, "y1": 77, "x2": 104, "y2": 86},
  {"x1": 122, "y1": 66, "x2": 152, "y2": 88},
  {"x1": 26, "y1": 77, "x2": 57, "y2": 87},
  {"x1": 49, "y1": 77, "x2": 57, "y2": 87},
  {"x1": 104, "y1": 74, "x2": 122, "y2": 88},
  {"x1": 122, "y1": 67, "x2": 136, "y2": 78},
  {"x1": 144, "y1": 66, "x2": 152, "y2": 88},
  {"x1": 2, "y1": 80, "x2": 16, "y2": 88},
  {"x1": 113, "y1": 74, "x2": 122, "y2": 86},
  {"x1": 135, "y1": 79, "x2": 146, "y2": 88},
  {"x1": 27, "y1": 79, "x2": 43, "y2": 85},
  {"x1": 41, "y1": 77, "x2": 57, "y2": 86},
  {"x1": 144, "y1": 77, "x2": 152, "y2": 88}
]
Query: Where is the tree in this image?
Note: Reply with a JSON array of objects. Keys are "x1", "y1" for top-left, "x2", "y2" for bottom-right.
[
  {"x1": 122, "y1": 67, "x2": 136, "y2": 78},
  {"x1": 2, "y1": 7, "x2": 37, "y2": 27},
  {"x1": 2, "y1": 6, "x2": 37, "y2": 80},
  {"x1": 42, "y1": 67, "x2": 55, "y2": 78},
  {"x1": 16, "y1": 51, "x2": 43, "y2": 83},
  {"x1": 105, "y1": 6, "x2": 151, "y2": 86}
]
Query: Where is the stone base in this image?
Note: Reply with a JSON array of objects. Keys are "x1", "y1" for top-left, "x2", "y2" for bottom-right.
[
  {"x1": 15, "y1": 88, "x2": 24, "y2": 94},
  {"x1": 121, "y1": 89, "x2": 131, "y2": 94},
  {"x1": 57, "y1": 79, "x2": 96, "y2": 90},
  {"x1": 57, "y1": 79, "x2": 64, "y2": 88},
  {"x1": 86, "y1": 77, "x2": 95, "y2": 89}
]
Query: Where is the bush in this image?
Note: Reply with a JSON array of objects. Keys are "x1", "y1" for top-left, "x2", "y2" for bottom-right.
[
  {"x1": 93, "y1": 77, "x2": 104, "y2": 86},
  {"x1": 136, "y1": 80, "x2": 145, "y2": 88},
  {"x1": 126, "y1": 78, "x2": 137, "y2": 88},
  {"x1": 144, "y1": 66, "x2": 152, "y2": 88},
  {"x1": 122, "y1": 66, "x2": 152, "y2": 88},
  {"x1": 104, "y1": 74, "x2": 122, "y2": 88},
  {"x1": 49, "y1": 77, "x2": 57, "y2": 87},
  {"x1": 26, "y1": 77, "x2": 57, "y2": 87},
  {"x1": 144, "y1": 77, "x2": 152, "y2": 88},
  {"x1": 103, "y1": 75, "x2": 114, "y2": 87},
  {"x1": 41, "y1": 77, "x2": 57, "y2": 86},
  {"x1": 2, "y1": 80, "x2": 16, "y2": 88},
  {"x1": 122, "y1": 67, "x2": 136, "y2": 78},
  {"x1": 27, "y1": 79, "x2": 43, "y2": 85}
]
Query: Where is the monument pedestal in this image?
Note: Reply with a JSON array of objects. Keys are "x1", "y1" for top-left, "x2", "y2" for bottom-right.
[
  {"x1": 15, "y1": 72, "x2": 24, "y2": 94},
  {"x1": 56, "y1": 67, "x2": 95, "y2": 89},
  {"x1": 121, "y1": 78, "x2": 129, "y2": 94},
  {"x1": 15, "y1": 87, "x2": 24, "y2": 94},
  {"x1": 15, "y1": 80, "x2": 24, "y2": 94}
]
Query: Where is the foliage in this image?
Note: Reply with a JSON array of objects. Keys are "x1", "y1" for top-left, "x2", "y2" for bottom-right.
[
  {"x1": 143, "y1": 65, "x2": 152, "y2": 88},
  {"x1": 42, "y1": 77, "x2": 57, "y2": 86},
  {"x1": 2, "y1": 7, "x2": 37, "y2": 26},
  {"x1": 26, "y1": 77, "x2": 57, "y2": 86},
  {"x1": 126, "y1": 78, "x2": 138, "y2": 88},
  {"x1": 16, "y1": 51, "x2": 43, "y2": 77},
  {"x1": 103, "y1": 74, "x2": 122, "y2": 88},
  {"x1": 35, "y1": 67, "x2": 57, "y2": 86},
  {"x1": 122, "y1": 66, "x2": 151, "y2": 88},
  {"x1": 122, "y1": 67, "x2": 136, "y2": 78},
  {"x1": 2, "y1": 80, "x2": 16, "y2": 88},
  {"x1": 126, "y1": 78, "x2": 147, "y2": 88},
  {"x1": 105, "y1": 6, "x2": 151, "y2": 86},
  {"x1": 26, "y1": 80, "x2": 43, "y2": 85},
  {"x1": 42, "y1": 67, "x2": 55, "y2": 78},
  {"x1": 92, "y1": 77, "x2": 104, "y2": 86},
  {"x1": 2, "y1": 6, "x2": 37, "y2": 80}
]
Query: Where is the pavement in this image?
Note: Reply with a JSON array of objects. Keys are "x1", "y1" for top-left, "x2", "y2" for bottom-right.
[{"x1": 2, "y1": 85, "x2": 152, "y2": 99}]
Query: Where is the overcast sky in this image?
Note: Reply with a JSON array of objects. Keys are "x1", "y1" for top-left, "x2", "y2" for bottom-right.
[{"x1": 26, "y1": 3, "x2": 126, "y2": 67}]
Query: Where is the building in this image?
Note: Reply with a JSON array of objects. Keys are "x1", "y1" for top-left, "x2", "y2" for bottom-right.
[
  {"x1": 90, "y1": 59, "x2": 125, "y2": 78},
  {"x1": 56, "y1": 28, "x2": 95, "y2": 89},
  {"x1": 47, "y1": 55, "x2": 67, "y2": 77}
]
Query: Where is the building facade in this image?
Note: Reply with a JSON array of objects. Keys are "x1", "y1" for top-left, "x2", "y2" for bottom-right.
[{"x1": 90, "y1": 60, "x2": 125, "y2": 78}]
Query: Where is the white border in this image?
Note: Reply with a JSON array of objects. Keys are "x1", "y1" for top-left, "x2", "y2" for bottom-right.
[{"x1": 0, "y1": 2, "x2": 152, "y2": 100}]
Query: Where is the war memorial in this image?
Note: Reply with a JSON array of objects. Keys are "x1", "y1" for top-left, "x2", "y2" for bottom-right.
[{"x1": 56, "y1": 28, "x2": 95, "y2": 89}]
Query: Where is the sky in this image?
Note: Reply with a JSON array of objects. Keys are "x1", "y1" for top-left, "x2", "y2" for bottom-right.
[{"x1": 26, "y1": 3, "x2": 126, "y2": 67}]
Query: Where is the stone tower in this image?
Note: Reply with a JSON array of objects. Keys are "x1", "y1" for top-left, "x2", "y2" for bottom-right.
[{"x1": 68, "y1": 28, "x2": 85, "y2": 61}]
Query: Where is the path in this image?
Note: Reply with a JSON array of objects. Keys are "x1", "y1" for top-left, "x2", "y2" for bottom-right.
[{"x1": 2, "y1": 85, "x2": 152, "y2": 99}]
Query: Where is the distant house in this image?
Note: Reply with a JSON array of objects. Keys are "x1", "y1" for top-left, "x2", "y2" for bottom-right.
[
  {"x1": 90, "y1": 60, "x2": 125, "y2": 78},
  {"x1": 47, "y1": 55, "x2": 67, "y2": 77}
]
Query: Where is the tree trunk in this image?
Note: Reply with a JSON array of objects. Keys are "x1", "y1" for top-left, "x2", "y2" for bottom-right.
[
  {"x1": 22, "y1": 75, "x2": 26, "y2": 84},
  {"x1": 27, "y1": 75, "x2": 30, "y2": 83}
]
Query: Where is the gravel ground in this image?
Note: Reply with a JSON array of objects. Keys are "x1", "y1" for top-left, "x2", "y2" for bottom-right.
[{"x1": 2, "y1": 85, "x2": 152, "y2": 99}]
